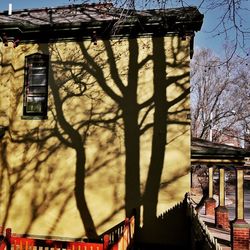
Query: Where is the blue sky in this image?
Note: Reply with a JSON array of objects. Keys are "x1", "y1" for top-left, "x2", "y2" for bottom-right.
[
  {"x1": 0, "y1": 0, "x2": 249, "y2": 56},
  {"x1": 0, "y1": 0, "x2": 69, "y2": 10}
]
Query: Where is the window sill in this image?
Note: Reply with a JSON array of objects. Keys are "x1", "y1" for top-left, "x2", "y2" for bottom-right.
[{"x1": 21, "y1": 115, "x2": 48, "y2": 120}]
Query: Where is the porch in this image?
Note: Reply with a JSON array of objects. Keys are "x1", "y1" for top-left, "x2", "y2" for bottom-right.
[{"x1": 191, "y1": 138, "x2": 250, "y2": 250}]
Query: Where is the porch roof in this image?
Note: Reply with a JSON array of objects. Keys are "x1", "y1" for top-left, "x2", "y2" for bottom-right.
[{"x1": 191, "y1": 137, "x2": 250, "y2": 166}]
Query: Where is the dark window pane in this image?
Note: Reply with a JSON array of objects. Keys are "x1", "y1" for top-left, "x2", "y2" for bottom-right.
[
  {"x1": 33, "y1": 62, "x2": 47, "y2": 67},
  {"x1": 26, "y1": 97, "x2": 45, "y2": 113},
  {"x1": 28, "y1": 86, "x2": 47, "y2": 94},
  {"x1": 31, "y1": 67, "x2": 47, "y2": 75},
  {"x1": 29, "y1": 74, "x2": 47, "y2": 86}
]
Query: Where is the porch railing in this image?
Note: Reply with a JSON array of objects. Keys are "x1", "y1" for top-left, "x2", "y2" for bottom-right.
[
  {"x1": 98, "y1": 212, "x2": 135, "y2": 249},
  {"x1": 107, "y1": 216, "x2": 135, "y2": 250},
  {"x1": 0, "y1": 228, "x2": 107, "y2": 250},
  {"x1": 186, "y1": 194, "x2": 222, "y2": 250},
  {"x1": 0, "y1": 216, "x2": 135, "y2": 250}
]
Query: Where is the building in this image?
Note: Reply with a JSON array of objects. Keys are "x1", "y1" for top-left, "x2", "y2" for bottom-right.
[
  {"x1": 0, "y1": 3, "x2": 203, "y2": 248},
  {"x1": 212, "y1": 128, "x2": 242, "y2": 147}
]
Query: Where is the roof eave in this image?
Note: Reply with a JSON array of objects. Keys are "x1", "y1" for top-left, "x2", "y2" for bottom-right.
[{"x1": 0, "y1": 6, "x2": 203, "y2": 42}]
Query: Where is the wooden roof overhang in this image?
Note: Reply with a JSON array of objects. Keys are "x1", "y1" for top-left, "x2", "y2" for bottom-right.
[
  {"x1": 0, "y1": 4, "x2": 203, "y2": 43},
  {"x1": 191, "y1": 138, "x2": 250, "y2": 168}
]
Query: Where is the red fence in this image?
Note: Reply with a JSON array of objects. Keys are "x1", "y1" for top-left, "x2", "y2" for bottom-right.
[
  {"x1": 0, "y1": 228, "x2": 107, "y2": 250},
  {"x1": 108, "y1": 216, "x2": 135, "y2": 250},
  {"x1": 0, "y1": 216, "x2": 135, "y2": 250}
]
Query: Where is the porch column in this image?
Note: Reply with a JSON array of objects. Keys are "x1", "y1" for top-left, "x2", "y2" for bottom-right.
[
  {"x1": 231, "y1": 167, "x2": 249, "y2": 250},
  {"x1": 205, "y1": 166, "x2": 216, "y2": 216},
  {"x1": 215, "y1": 167, "x2": 229, "y2": 230}
]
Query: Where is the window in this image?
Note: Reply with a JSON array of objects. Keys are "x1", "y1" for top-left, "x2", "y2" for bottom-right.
[{"x1": 23, "y1": 53, "x2": 49, "y2": 119}]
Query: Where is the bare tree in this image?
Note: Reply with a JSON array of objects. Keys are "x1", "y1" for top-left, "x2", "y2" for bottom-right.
[
  {"x1": 196, "y1": 0, "x2": 250, "y2": 58},
  {"x1": 71, "y1": 0, "x2": 249, "y2": 58},
  {"x1": 191, "y1": 47, "x2": 250, "y2": 144},
  {"x1": 190, "y1": 47, "x2": 250, "y2": 211}
]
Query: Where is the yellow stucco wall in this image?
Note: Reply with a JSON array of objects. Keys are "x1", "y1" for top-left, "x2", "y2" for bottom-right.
[{"x1": 0, "y1": 35, "x2": 191, "y2": 239}]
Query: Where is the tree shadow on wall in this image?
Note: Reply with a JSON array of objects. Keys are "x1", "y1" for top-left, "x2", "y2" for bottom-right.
[
  {"x1": 40, "y1": 35, "x2": 190, "y2": 242},
  {"x1": 0, "y1": 126, "x2": 73, "y2": 235},
  {"x1": 0, "y1": 45, "x2": 123, "y2": 239},
  {"x1": 0, "y1": 52, "x2": 78, "y2": 236},
  {"x1": 0, "y1": 34, "x2": 190, "y2": 245}
]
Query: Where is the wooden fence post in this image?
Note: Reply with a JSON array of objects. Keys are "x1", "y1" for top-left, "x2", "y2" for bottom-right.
[
  {"x1": 5, "y1": 229, "x2": 11, "y2": 250},
  {"x1": 103, "y1": 234, "x2": 109, "y2": 250},
  {"x1": 0, "y1": 227, "x2": 5, "y2": 250}
]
